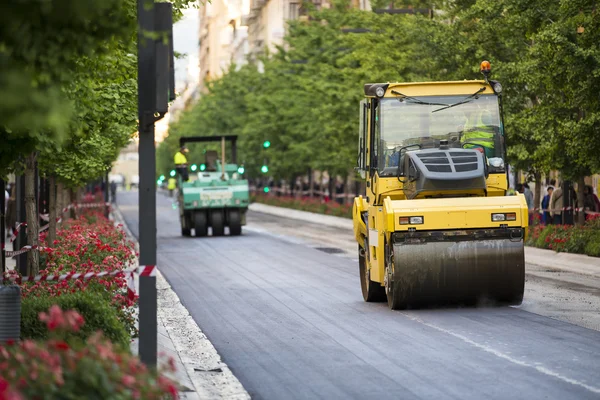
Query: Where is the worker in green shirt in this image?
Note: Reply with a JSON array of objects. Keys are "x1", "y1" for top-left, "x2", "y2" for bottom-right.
[
  {"x1": 461, "y1": 109, "x2": 496, "y2": 158},
  {"x1": 174, "y1": 146, "x2": 189, "y2": 182}
]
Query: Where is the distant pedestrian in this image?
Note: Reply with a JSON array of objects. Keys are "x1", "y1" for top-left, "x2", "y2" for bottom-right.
[
  {"x1": 550, "y1": 184, "x2": 564, "y2": 224},
  {"x1": 110, "y1": 181, "x2": 117, "y2": 203},
  {"x1": 541, "y1": 186, "x2": 553, "y2": 224},
  {"x1": 4, "y1": 187, "x2": 8, "y2": 215},
  {"x1": 584, "y1": 185, "x2": 599, "y2": 220},
  {"x1": 167, "y1": 177, "x2": 176, "y2": 197}
]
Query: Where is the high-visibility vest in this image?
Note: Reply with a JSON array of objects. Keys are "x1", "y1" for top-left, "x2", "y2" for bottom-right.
[
  {"x1": 461, "y1": 111, "x2": 495, "y2": 154},
  {"x1": 167, "y1": 178, "x2": 176, "y2": 190},
  {"x1": 174, "y1": 151, "x2": 187, "y2": 165}
]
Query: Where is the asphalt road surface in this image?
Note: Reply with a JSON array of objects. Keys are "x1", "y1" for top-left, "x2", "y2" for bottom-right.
[{"x1": 117, "y1": 190, "x2": 600, "y2": 400}]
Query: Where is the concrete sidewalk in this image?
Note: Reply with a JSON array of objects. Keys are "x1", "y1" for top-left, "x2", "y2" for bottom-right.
[{"x1": 249, "y1": 202, "x2": 600, "y2": 277}]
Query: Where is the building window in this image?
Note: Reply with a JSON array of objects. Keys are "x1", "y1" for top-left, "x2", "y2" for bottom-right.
[{"x1": 288, "y1": 1, "x2": 300, "y2": 20}]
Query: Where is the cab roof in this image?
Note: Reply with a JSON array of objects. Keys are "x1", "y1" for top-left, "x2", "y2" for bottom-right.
[{"x1": 364, "y1": 80, "x2": 496, "y2": 98}]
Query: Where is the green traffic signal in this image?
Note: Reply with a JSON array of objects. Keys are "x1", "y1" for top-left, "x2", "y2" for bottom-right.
[
  {"x1": 264, "y1": 187, "x2": 270, "y2": 193},
  {"x1": 191, "y1": 164, "x2": 198, "y2": 172},
  {"x1": 263, "y1": 140, "x2": 271, "y2": 149},
  {"x1": 200, "y1": 164, "x2": 206, "y2": 171},
  {"x1": 159, "y1": 175, "x2": 165, "y2": 181},
  {"x1": 156, "y1": 179, "x2": 161, "y2": 185},
  {"x1": 169, "y1": 170, "x2": 176, "y2": 177},
  {"x1": 261, "y1": 165, "x2": 269, "y2": 173},
  {"x1": 237, "y1": 166, "x2": 245, "y2": 174}
]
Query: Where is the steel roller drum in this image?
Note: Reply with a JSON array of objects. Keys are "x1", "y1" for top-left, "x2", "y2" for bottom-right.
[{"x1": 388, "y1": 238, "x2": 525, "y2": 309}]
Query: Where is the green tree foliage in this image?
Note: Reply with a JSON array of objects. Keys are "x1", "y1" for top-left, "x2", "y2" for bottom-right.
[{"x1": 163, "y1": 0, "x2": 599, "y2": 205}]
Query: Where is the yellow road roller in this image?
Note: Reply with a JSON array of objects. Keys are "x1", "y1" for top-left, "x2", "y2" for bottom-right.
[{"x1": 353, "y1": 61, "x2": 528, "y2": 309}]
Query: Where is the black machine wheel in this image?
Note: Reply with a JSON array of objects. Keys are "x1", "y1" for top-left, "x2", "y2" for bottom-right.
[
  {"x1": 359, "y1": 244, "x2": 386, "y2": 302},
  {"x1": 228, "y1": 209, "x2": 242, "y2": 236},
  {"x1": 194, "y1": 211, "x2": 208, "y2": 237},
  {"x1": 181, "y1": 212, "x2": 192, "y2": 237},
  {"x1": 210, "y1": 210, "x2": 225, "y2": 236},
  {"x1": 385, "y1": 243, "x2": 406, "y2": 310}
]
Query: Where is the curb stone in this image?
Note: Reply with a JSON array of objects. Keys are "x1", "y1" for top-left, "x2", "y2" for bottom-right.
[
  {"x1": 111, "y1": 205, "x2": 251, "y2": 400},
  {"x1": 248, "y1": 202, "x2": 600, "y2": 277}
]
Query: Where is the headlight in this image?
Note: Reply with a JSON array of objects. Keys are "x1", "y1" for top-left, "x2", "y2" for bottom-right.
[
  {"x1": 492, "y1": 213, "x2": 506, "y2": 222},
  {"x1": 375, "y1": 87, "x2": 385, "y2": 97},
  {"x1": 489, "y1": 157, "x2": 504, "y2": 168},
  {"x1": 400, "y1": 216, "x2": 424, "y2": 225},
  {"x1": 409, "y1": 216, "x2": 423, "y2": 224},
  {"x1": 493, "y1": 82, "x2": 502, "y2": 93}
]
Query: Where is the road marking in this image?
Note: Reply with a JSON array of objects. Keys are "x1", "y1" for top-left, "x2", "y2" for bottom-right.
[{"x1": 402, "y1": 313, "x2": 600, "y2": 395}]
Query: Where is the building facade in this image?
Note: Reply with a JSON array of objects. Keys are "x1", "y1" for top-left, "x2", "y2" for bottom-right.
[{"x1": 198, "y1": 0, "x2": 372, "y2": 89}]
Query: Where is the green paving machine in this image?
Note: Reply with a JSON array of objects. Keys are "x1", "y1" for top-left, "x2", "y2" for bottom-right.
[{"x1": 177, "y1": 135, "x2": 249, "y2": 237}]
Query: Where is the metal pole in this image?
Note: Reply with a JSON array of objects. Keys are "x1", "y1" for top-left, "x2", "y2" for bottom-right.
[
  {"x1": 15, "y1": 175, "x2": 27, "y2": 276},
  {"x1": 0, "y1": 179, "x2": 5, "y2": 274},
  {"x1": 104, "y1": 171, "x2": 109, "y2": 218},
  {"x1": 137, "y1": 0, "x2": 157, "y2": 367}
]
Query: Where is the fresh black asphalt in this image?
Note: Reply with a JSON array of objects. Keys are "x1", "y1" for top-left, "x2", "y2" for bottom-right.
[{"x1": 118, "y1": 190, "x2": 600, "y2": 400}]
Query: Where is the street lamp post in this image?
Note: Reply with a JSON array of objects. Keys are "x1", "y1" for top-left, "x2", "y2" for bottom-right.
[{"x1": 136, "y1": 0, "x2": 175, "y2": 367}]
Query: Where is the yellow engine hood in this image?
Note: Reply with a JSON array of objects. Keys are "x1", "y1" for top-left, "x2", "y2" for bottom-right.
[{"x1": 383, "y1": 194, "x2": 528, "y2": 231}]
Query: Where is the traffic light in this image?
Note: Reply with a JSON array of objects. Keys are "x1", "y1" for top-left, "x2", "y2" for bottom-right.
[
  {"x1": 200, "y1": 164, "x2": 206, "y2": 171},
  {"x1": 261, "y1": 165, "x2": 269, "y2": 173},
  {"x1": 159, "y1": 175, "x2": 165, "y2": 181},
  {"x1": 237, "y1": 166, "x2": 245, "y2": 174},
  {"x1": 263, "y1": 140, "x2": 271, "y2": 149},
  {"x1": 169, "y1": 169, "x2": 176, "y2": 177},
  {"x1": 156, "y1": 179, "x2": 162, "y2": 185},
  {"x1": 263, "y1": 187, "x2": 270, "y2": 193},
  {"x1": 191, "y1": 164, "x2": 198, "y2": 172}
]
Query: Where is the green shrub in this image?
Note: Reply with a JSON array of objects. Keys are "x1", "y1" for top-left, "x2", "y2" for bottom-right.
[
  {"x1": 534, "y1": 226, "x2": 554, "y2": 249},
  {"x1": 21, "y1": 290, "x2": 130, "y2": 348},
  {"x1": 584, "y1": 231, "x2": 600, "y2": 257}
]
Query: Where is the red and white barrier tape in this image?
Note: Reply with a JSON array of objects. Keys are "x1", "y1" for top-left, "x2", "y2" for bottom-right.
[
  {"x1": 3, "y1": 265, "x2": 156, "y2": 301},
  {"x1": 8, "y1": 222, "x2": 27, "y2": 243},
  {"x1": 251, "y1": 186, "x2": 356, "y2": 199},
  {"x1": 532, "y1": 207, "x2": 600, "y2": 215}
]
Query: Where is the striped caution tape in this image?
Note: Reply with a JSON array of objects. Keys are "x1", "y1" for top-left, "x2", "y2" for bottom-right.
[
  {"x1": 250, "y1": 186, "x2": 356, "y2": 199},
  {"x1": 2, "y1": 265, "x2": 156, "y2": 301}
]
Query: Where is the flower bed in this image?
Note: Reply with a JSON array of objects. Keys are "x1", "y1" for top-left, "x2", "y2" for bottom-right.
[
  {"x1": 0, "y1": 305, "x2": 177, "y2": 399},
  {"x1": 2, "y1": 209, "x2": 139, "y2": 341},
  {"x1": 527, "y1": 215, "x2": 600, "y2": 257},
  {"x1": 251, "y1": 194, "x2": 352, "y2": 219}
]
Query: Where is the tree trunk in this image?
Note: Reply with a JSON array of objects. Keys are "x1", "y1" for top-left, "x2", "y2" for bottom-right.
[
  {"x1": 48, "y1": 175, "x2": 57, "y2": 246},
  {"x1": 308, "y1": 168, "x2": 313, "y2": 198},
  {"x1": 25, "y1": 152, "x2": 39, "y2": 276},
  {"x1": 577, "y1": 176, "x2": 586, "y2": 225},
  {"x1": 69, "y1": 188, "x2": 76, "y2": 219},
  {"x1": 328, "y1": 175, "x2": 335, "y2": 204},
  {"x1": 533, "y1": 171, "x2": 542, "y2": 225}
]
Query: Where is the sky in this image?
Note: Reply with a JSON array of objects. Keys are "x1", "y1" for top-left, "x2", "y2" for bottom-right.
[
  {"x1": 155, "y1": 3, "x2": 200, "y2": 142},
  {"x1": 173, "y1": 4, "x2": 200, "y2": 92}
]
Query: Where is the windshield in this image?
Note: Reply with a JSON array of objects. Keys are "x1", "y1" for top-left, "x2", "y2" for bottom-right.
[{"x1": 376, "y1": 94, "x2": 504, "y2": 176}]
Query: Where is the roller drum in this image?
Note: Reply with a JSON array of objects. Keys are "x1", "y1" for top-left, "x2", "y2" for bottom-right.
[{"x1": 389, "y1": 238, "x2": 524, "y2": 309}]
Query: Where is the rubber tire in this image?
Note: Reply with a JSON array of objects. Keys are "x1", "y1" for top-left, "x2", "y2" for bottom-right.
[
  {"x1": 182, "y1": 212, "x2": 192, "y2": 237},
  {"x1": 228, "y1": 209, "x2": 242, "y2": 236},
  {"x1": 211, "y1": 210, "x2": 225, "y2": 236},
  {"x1": 359, "y1": 244, "x2": 386, "y2": 302},
  {"x1": 194, "y1": 211, "x2": 208, "y2": 237},
  {"x1": 385, "y1": 243, "x2": 406, "y2": 310}
]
